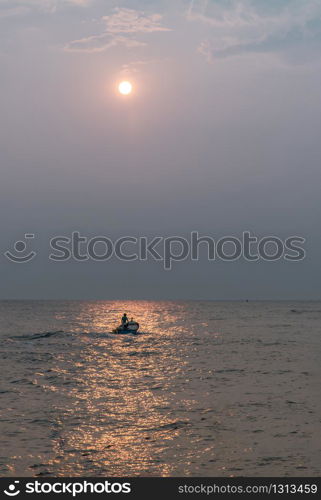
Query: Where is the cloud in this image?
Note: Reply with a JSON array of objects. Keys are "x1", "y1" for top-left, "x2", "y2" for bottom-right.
[
  {"x1": 101, "y1": 7, "x2": 171, "y2": 34},
  {"x1": 120, "y1": 57, "x2": 167, "y2": 76},
  {"x1": 68, "y1": 0, "x2": 91, "y2": 4},
  {"x1": 65, "y1": 7, "x2": 171, "y2": 53},
  {"x1": 0, "y1": 5, "x2": 28, "y2": 18},
  {"x1": 65, "y1": 34, "x2": 146, "y2": 54},
  {"x1": 0, "y1": 0, "x2": 91, "y2": 16},
  {"x1": 188, "y1": 0, "x2": 321, "y2": 62}
]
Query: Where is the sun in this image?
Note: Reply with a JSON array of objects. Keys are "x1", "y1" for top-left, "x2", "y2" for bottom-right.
[{"x1": 118, "y1": 81, "x2": 133, "y2": 96}]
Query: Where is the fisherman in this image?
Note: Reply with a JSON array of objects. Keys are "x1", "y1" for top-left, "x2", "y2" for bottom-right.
[{"x1": 121, "y1": 313, "x2": 128, "y2": 328}]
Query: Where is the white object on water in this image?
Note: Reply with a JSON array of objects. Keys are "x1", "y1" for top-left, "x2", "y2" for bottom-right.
[{"x1": 112, "y1": 321, "x2": 140, "y2": 334}]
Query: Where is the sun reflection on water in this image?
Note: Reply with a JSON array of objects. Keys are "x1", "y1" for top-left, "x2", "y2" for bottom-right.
[
  {"x1": 3, "y1": 300, "x2": 316, "y2": 476},
  {"x1": 47, "y1": 301, "x2": 191, "y2": 476}
]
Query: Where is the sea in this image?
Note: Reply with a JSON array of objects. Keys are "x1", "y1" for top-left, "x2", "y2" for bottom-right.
[{"x1": 0, "y1": 300, "x2": 320, "y2": 477}]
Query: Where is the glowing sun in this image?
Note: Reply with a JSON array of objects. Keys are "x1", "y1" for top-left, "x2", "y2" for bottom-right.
[{"x1": 118, "y1": 81, "x2": 133, "y2": 95}]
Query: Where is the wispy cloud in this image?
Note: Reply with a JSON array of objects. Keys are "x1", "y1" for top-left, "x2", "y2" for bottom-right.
[
  {"x1": 0, "y1": 5, "x2": 28, "y2": 18},
  {"x1": 101, "y1": 8, "x2": 171, "y2": 34},
  {"x1": 65, "y1": 34, "x2": 146, "y2": 54},
  {"x1": 0, "y1": 0, "x2": 91, "y2": 17},
  {"x1": 120, "y1": 57, "x2": 167, "y2": 77},
  {"x1": 187, "y1": 0, "x2": 321, "y2": 62},
  {"x1": 65, "y1": 7, "x2": 171, "y2": 53}
]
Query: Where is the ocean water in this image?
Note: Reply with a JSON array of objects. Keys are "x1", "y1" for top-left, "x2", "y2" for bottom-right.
[{"x1": 0, "y1": 300, "x2": 320, "y2": 477}]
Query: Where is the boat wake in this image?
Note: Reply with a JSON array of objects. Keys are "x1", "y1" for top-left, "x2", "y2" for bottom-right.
[
  {"x1": 12, "y1": 330, "x2": 65, "y2": 340},
  {"x1": 11, "y1": 330, "x2": 146, "y2": 341}
]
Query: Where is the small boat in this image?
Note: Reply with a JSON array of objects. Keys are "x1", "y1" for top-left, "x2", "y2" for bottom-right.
[{"x1": 112, "y1": 321, "x2": 140, "y2": 335}]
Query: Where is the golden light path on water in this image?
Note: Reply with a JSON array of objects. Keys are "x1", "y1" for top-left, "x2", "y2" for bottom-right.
[
  {"x1": 46, "y1": 302, "x2": 200, "y2": 476},
  {"x1": 1, "y1": 300, "x2": 319, "y2": 476}
]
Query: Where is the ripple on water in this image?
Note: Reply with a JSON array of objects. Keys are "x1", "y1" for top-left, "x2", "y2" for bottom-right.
[{"x1": 0, "y1": 300, "x2": 320, "y2": 476}]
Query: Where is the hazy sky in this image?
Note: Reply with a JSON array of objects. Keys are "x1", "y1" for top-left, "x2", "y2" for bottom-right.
[{"x1": 1, "y1": 0, "x2": 321, "y2": 299}]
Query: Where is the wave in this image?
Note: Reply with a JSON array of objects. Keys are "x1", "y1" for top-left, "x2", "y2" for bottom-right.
[
  {"x1": 291, "y1": 309, "x2": 321, "y2": 314},
  {"x1": 11, "y1": 330, "x2": 146, "y2": 341},
  {"x1": 146, "y1": 420, "x2": 190, "y2": 432},
  {"x1": 12, "y1": 330, "x2": 65, "y2": 340}
]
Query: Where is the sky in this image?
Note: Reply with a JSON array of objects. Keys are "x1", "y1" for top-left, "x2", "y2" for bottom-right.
[{"x1": 1, "y1": 0, "x2": 321, "y2": 300}]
